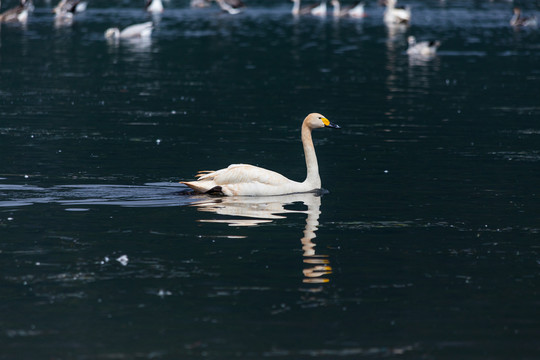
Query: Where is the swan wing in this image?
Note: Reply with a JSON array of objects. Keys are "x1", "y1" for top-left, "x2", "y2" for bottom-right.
[
  {"x1": 75, "y1": 1, "x2": 88, "y2": 12},
  {"x1": 394, "y1": 8, "x2": 410, "y2": 21},
  {"x1": 198, "y1": 164, "x2": 291, "y2": 185},
  {"x1": 182, "y1": 164, "x2": 300, "y2": 195},
  {"x1": 407, "y1": 41, "x2": 439, "y2": 56},
  {"x1": 120, "y1": 22, "x2": 153, "y2": 38},
  {"x1": 348, "y1": 2, "x2": 365, "y2": 18},
  {"x1": 0, "y1": 6, "x2": 25, "y2": 22}
]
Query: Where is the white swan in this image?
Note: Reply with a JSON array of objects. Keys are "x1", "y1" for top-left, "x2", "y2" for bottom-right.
[
  {"x1": 105, "y1": 22, "x2": 153, "y2": 39},
  {"x1": 145, "y1": 0, "x2": 163, "y2": 13},
  {"x1": 181, "y1": 113, "x2": 340, "y2": 196},
  {"x1": 383, "y1": 0, "x2": 410, "y2": 24},
  {"x1": 53, "y1": 0, "x2": 87, "y2": 15},
  {"x1": 310, "y1": 0, "x2": 327, "y2": 16},
  {"x1": 53, "y1": 0, "x2": 86, "y2": 24},
  {"x1": 406, "y1": 36, "x2": 440, "y2": 56},
  {"x1": 331, "y1": 0, "x2": 365, "y2": 18}
]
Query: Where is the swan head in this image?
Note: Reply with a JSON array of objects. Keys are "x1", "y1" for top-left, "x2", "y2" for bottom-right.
[
  {"x1": 104, "y1": 28, "x2": 120, "y2": 39},
  {"x1": 305, "y1": 113, "x2": 340, "y2": 129}
]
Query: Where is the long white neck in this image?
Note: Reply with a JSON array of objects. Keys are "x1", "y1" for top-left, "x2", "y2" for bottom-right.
[
  {"x1": 510, "y1": 12, "x2": 520, "y2": 25},
  {"x1": 147, "y1": 0, "x2": 163, "y2": 12},
  {"x1": 292, "y1": 0, "x2": 300, "y2": 15},
  {"x1": 301, "y1": 122, "x2": 321, "y2": 188},
  {"x1": 332, "y1": 0, "x2": 340, "y2": 16}
]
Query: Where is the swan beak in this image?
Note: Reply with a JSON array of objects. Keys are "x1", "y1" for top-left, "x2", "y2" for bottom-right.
[{"x1": 325, "y1": 121, "x2": 341, "y2": 129}]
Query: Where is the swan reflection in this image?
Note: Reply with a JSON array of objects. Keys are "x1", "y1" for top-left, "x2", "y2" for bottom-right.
[{"x1": 190, "y1": 192, "x2": 332, "y2": 284}]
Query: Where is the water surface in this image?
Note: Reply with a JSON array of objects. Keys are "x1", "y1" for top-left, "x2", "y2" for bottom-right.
[{"x1": 1, "y1": 1, "x2": 539, "y2": 359}]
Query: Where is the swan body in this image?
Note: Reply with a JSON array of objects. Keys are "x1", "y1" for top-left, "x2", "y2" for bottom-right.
[
  {"x1": 181, "y1": 113, "x2": 340, "y2": 196},
  {"x1": 510, "y1": 7, "x2": 537, "y2": 27},
  {"x1": 311, "y1": 0, "x2": 327, "y2": 16},
  {"x1": 347, "y1": 1, "x2": 365, "y2": 18},
  {"x1": 73, "y1": 0, "x2": 86, "y2": 12},
  {"x1": 145, "y1": 0, "x2": 163, "y2": 13},
  {"x1": 406, "y1": 36, "x2": 440, "y2": 56},
  {"x1": 105, "y1": 22, "x2": 153, "y2": 39},
  {"x1": 383, "y1": 0, "x2": 410, "y2": 24},
  {"x1": 331, "y1": 0, "x2": 365, "y2": 18}
]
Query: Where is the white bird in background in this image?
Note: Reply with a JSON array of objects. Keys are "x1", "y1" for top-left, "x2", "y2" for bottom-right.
[
  {"x1": 510, "y1": 7, "x2": 537, "y2": 27},
  {"x1": 406, "y1": 36, "x2": 440, "y2": 56},
  {"x1": 0, "y1": 0, "x2": 32, "y2": 23},
  {"x1": 181, "y1": 113, "x2": 341, "y2": 196},
  {"x1": 105, "y1": 21, "x2": 153, "y2": 40},
  {"x1": 331, "y1": 0, "x2": 366, "y2": 18},
  {"x1": 214, "y1": 0, "x2": 245, "y2": 15},
  {"x1": 310, "y1": 0, "x2": 327, "y2": 16},
  {"x1": 145, "y1": 0, "x2": 163, "y2": 13},
  {"x1": 53, "y1": 0, "x2": 87, "y2": 15},
  {"x1": 291, "y1": 0, "x2": 319, "y2": 16},
  {"x1": 383, "y1": 0, "x2": 410, "y2": 24}
]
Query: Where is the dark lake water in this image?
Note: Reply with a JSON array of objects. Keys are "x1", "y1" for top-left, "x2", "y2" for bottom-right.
[{"x1": 1, "y1": 0, "x2": 539, "y2": 358}]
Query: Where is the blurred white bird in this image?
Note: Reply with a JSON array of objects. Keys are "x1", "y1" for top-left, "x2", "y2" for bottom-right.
[
  {"x1": 406, "y1": 36, "x2": 440, "y2": 57},
  {"x1": 0, "y1": 0, "x2": 32, "y2": 23},
  {"x1": 53, "y1": 0, "x2": 87, "y2": 15},
  {"x1": 291, "y1": 0, "x2": 319, "y2": 16},
  {"x1": 145, "y1": 0, "x2": 163, "y2": 13},
  {"x1": 331, "y1": 0, "x2": 365, "y2": 18},
  {"x1": 383, "y1": 0, "x2": 410, "y2": 24},
  {"x1": 105, "y1": 22, "x2": 153, "y2": 40},
  {"x1": 310, "y1": 0, "x2": 327, "y2": 16}
]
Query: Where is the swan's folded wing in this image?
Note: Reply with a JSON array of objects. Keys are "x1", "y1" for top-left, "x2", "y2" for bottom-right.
[
  {"x1": 121, "y1": 22, "x2": 153, "y2": 38},
  {"x1": 198, "y1": 164, "x2": 291, "y2": 185}
]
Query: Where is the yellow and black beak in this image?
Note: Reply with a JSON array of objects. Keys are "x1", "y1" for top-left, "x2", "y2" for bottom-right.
[{"x1": 323, "y1": 118, "x2": 341, "y2": 129}]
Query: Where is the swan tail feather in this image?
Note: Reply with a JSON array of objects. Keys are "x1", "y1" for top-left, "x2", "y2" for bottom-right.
[
  {"x1": 195, "y1": 170, "x2": 215, "y2": 178},
  {"x1": 180, "y1": 181, "x2": 212, "y2": 193}
]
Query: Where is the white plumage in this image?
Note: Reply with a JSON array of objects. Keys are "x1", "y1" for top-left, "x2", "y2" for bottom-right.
[
  {"x1": 105, "y1": 22, "x2": 153, "y2": 40},
  {"x1": 145, "y1": 0, "x2": 163, "y2": 13},
  {"x1": 310, "y1": 0, "x2": 327, "y2": 16},
  {"x1": 181, "y1": 113, "x2": 340, "y2": 196},
  {"x1": 331, "y1": 0, "x2": 365, "y2": 18},
  {"x1": 406, "y1": 36, "x2": 440, "y2": 57},
  {"x1": 383, "y1": 0, "x2": 410, "y2": 24}
]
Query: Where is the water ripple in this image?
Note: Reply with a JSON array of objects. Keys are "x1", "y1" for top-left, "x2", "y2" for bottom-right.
[{"x1": 0, "y1": 182, "x2": 195, "y2": 208}]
